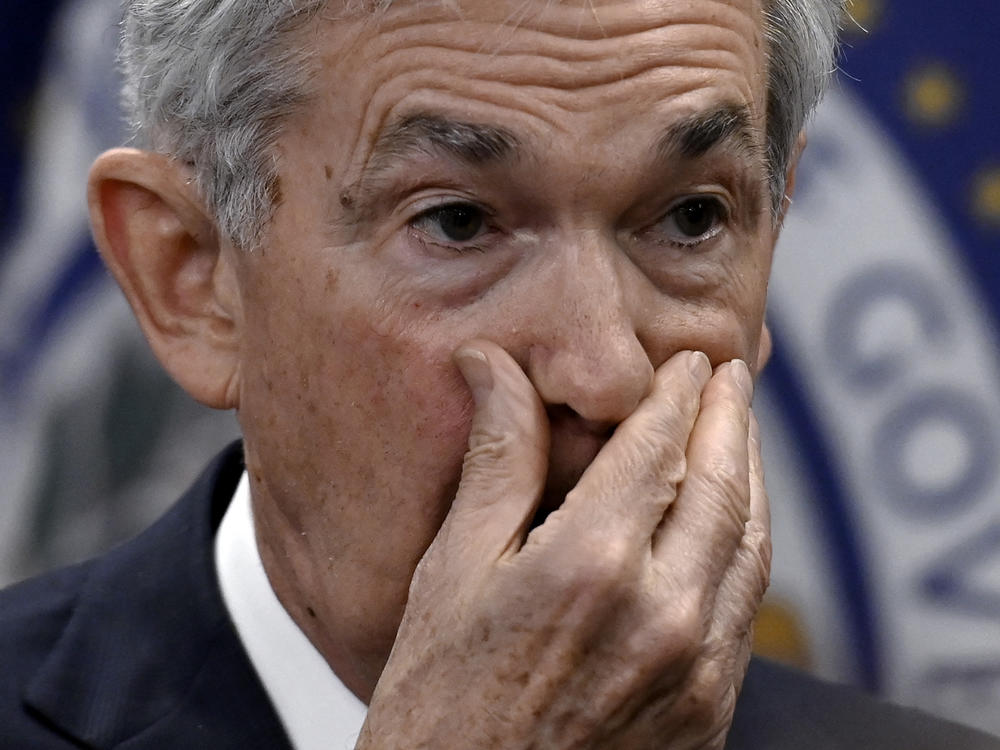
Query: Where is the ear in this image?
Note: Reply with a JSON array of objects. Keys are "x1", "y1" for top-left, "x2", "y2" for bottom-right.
[
  {"x1": 88, "y1": 148, "x2": 242, "y2": 409},
  {"x1": 774, "y1": 129, "x2": 808, "y2": 237},
  {"x1": 757, "y1": 130, "x2": 808, "y2": 376},
  {"x1": 755, "y1": 321, "x2": 773, "y2": 374}
]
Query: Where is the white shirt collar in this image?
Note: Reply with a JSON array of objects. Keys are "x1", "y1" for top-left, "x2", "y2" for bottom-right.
[{"x1": 214, "y1": 472, "x2": 368, "y2": 750}]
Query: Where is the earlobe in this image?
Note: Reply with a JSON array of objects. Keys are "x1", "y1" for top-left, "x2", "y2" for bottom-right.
[
  {"x1": 88, "y1": 148, "x2": 242, "y2": 409},
  {"x1": 756, "y1": 322, "x2": 772, "y2": 375}
]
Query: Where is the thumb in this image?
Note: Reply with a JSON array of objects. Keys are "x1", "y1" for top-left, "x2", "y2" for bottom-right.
[{"x1": 439, "y1": 339, "x2": 549, "y2": 563}]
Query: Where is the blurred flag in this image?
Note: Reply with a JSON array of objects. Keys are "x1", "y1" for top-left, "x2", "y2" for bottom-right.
[
  {"x1": 759, "y1": 0, "x2": 1000, "y2": 735},
  {"x1": 0, "y1": 0, "x2": 237, "y2": 586}
]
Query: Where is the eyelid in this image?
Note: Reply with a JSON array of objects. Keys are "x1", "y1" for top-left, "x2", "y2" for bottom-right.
[
  {"x1": 408, "y1": 199, "x2": 497, "y2": 252},
  {"x1": 410, "y1": 199, "x2": 489, "y2": 226},
  {"x1": 664, "y1": 191, "x2": 731, "y2": 216},
  {"x1": 649, "y1": 193, "x2": 731, "y2": 249},
  {"x1": 408, "y1": 196, "x2": 495, "y2": 225}
]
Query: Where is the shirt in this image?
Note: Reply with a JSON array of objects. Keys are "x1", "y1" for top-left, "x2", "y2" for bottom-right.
[{"x1": 215, "y1": 472, "x2": 368, "y2": 750}]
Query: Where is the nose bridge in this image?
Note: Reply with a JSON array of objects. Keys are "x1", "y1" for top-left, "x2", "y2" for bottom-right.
[{"x1": 525, "y1": 233, "x2": 654, "y2": 423}]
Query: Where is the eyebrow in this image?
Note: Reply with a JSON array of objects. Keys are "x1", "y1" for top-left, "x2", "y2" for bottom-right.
[
  {"x1": 337, "y1": 113, "x2": 522, "y2": 216},
  {"x1": 341, "y1": 105, "x2": 761, "y2": 220},
  {"x1": 657, "y1": 104, "x2": 760, "y2": 161},
  {"x1": 365, "y1": 113, "x2": 521, "y2": 175}
]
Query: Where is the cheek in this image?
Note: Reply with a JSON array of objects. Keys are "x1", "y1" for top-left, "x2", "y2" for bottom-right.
[
  {"x1": 240, "y1": 283, "x2": 478, "y2": 493},
  {"x1": 642, "y1": 263, "x2": 770, "y2": 368},
  {"x1": 357, "y1": 329, "x2": 476, "y2": 453},
  {"x1": 718, "y1": 241, "x2": 772, "y2": 356},
  {"x1": 317, "y1": 316, "x2": 478, "y2": 542},
  {"x1": 645, "y1": 306, "x2": 760, "y2": 369}
]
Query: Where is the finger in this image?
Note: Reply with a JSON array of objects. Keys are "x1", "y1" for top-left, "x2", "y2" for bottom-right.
[
  {"x1": 652, "y1": 359, "x2": 753, "y2": 586},
  {"x1": 436, "y1": 339, "x2": 549, "y2": 564},
  {"x1": 706, "y1": 409, "x2": 772, "y2": 645},
  {"x1": 557, "y1": 350, "x2": 712, "y2": 541}
]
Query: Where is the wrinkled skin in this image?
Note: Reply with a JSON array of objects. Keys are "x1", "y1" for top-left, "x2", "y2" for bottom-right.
[
  {"x1": 90, "y1": 0, "x2": 783, "y2": 746},
  {"x1": 360, "y1": 343, "x2": 768, "y2": 748}
]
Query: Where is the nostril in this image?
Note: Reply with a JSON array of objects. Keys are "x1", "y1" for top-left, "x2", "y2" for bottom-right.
[
  {"x1": 540, "y1": 403, "x2": 616, "y2": 518},
  {"x1": 545, "y1": 403, "x2": 617, "y2": 439},
  {"x1": 526, "y1": 339, "x2": 652, "y2": 426}
]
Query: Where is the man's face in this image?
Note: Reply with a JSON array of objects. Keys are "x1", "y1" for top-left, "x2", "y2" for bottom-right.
[{"x1": 234, "y1": 0, "x2": 773, "y2": 688}]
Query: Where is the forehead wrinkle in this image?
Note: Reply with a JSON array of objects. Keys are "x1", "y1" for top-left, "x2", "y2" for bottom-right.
[
  {"x1": 365, "y1": 26, "x2": 758, "y2": 95},
  {"x1": 317, "y1": 1, "x2": 767, "y2": 220},
  {"x1": 324, "y1": 1, "x2": 765, "y2": 168},
  {"x1": 342, "y1": 0, "x2": 764, "y2": 111},
  {"x1": 364, "y1": 0, "x2": 761, "y2": 45}
]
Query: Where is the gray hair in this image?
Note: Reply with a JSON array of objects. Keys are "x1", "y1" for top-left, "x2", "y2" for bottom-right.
[
  {"x1": 764, "y1": 0, "x2": 844, "y2": 215},
  {"x1": 120, "y1": 0, "x2": 845, "y2": 248}
]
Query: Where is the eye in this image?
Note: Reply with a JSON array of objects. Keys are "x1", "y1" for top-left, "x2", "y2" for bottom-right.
[
  {"x1": 661, "y1": 196, "x2": 727, "y2": 246},
  {"x1": 412, "y1": 202, "x2": 487, "y2": 244}
]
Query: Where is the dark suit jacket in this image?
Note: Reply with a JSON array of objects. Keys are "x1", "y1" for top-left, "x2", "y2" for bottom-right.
[{"x1": 2, "y1": 442, "x2": 998, "y2": 749}]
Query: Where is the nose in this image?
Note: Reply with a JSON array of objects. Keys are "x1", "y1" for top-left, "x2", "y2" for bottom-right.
[{"x1": 525, "y1": 238, "x2": 654, "y2": 426}]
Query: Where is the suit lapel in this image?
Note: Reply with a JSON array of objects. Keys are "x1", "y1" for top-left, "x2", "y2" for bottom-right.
[{"x1": 22, "y1": 442, "x2": 292, "y2": 749}]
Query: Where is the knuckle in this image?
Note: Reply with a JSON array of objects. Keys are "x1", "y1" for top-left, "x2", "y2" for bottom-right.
[
  {"x1": 649, "y1": 591, "x2": 705, "y2": 667},
  {"x1": 745, "y1": 519, "x2": 773, "y2": 575},
  {"x1": 457, "y1": 433, "x2": 522, "y2": 495},
  {"x1": 574, "y1": 535, "x2": 633, "y2": 587},
  {"x1": 730, "y1": 520, "x2": 772, "y2": 600},
  {"x1": 646, "y1": 396, "x2": 695, "y2": 451},
  {"x1": 541, "y1": 530, "x2": 636, "y2": 602},
  {"x1": 690, "y1": 457, "x2": 750, "y2": 525},
  {"x1": 465, "y1": 429, "x2": 517, "y2": 466},
  {"x1": 681, "y1": 661, "x2": 733, "y2": 733},
  {"x1": 683, "y1": 688, "x2": 719, "y2": 733},
  {"x1": 614, "y1": 427, "x2": 688, "y2": 487},
  {"x1": 654, "y1": 443, "x2": 688, "y2": 488},
  {"x1": 708, "y1": 453, "x2": 748, "y2": 502}
]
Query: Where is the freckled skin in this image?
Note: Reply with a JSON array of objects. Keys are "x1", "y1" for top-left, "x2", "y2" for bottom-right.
[{"x1": 233, "y1": 0, "x2": 773, "y2": 718}]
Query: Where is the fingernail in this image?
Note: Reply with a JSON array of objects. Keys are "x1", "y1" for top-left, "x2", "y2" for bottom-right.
[
  {"x1": 729, "y1": 359, "x2": 753, "y2": 403},
  {"x1": 689, "y1": 350, "x2": 711, "y2": 380},
  {"x1": 454, "y1": 347, "x2": 493, "y2": 404}
]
